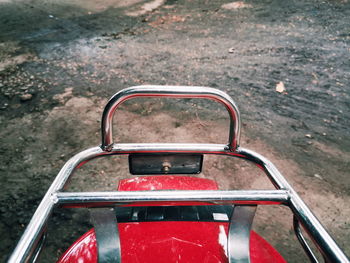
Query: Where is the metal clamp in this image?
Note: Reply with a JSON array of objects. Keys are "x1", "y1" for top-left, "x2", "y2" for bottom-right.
[
  {"x1": 101, "y1": 85, "x2": 241, "y2": 151},
  {"x1": 228, "y1": 205, "x2": 257, "y2": 263},
  {"x1": 90, "y1": 208, "x2": 121, "y2": 263}
]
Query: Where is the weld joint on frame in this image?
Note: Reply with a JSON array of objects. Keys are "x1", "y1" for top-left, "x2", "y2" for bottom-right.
[
  {"x1": 101, "y1": 143, "x2": 113, "y2": 152},
  {"x1": 50, "y1": 193, "x2": 59, "y2": 204}
]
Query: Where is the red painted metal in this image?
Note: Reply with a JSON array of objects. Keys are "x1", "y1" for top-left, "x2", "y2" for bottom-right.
[
  {"x1": 118, "y1": 176, "x2": 219, "y2": 207},
  {"x1": 58, "y1": 223, "x2": 286, "y2": 263},
  {"x1": 57, "y1": 176, "x2": 286, "y2": 263},
  {"x1": 58, "y1": 230, "x2": 97, "y2": 263},
  {"x1": 118, "y1": 176, "x2": 219, "y2": 191}
]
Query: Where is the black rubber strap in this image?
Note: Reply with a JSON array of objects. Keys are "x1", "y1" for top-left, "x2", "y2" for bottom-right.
[{"x1": 90, "y1": 208, "x2": 121, "y2": 263}]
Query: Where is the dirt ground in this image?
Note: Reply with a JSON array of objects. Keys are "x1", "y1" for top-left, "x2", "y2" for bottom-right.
[{"x1": 1, "y1": 0, "x2": 349, "y2": 262}]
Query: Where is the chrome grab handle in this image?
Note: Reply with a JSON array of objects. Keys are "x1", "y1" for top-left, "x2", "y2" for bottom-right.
[{"x1": 101, "y1": 85, "x2": 241, "y2": 151}]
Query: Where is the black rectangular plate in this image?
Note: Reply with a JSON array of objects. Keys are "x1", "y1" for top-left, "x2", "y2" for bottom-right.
[{"x1": 129, "y1": 154, "x2": 203, "y2": 175}]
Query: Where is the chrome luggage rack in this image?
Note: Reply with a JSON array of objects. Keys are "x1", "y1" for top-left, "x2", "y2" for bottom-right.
[{"x1": 9, "y1": 86, "x2": 349, "y2": 263}]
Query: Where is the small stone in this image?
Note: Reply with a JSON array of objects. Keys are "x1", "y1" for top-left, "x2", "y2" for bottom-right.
[
  {"x1": 276, "y1": 81, "x2": 286, "y2": 93},
  {"x1": 314, "y1": 174, "x2": 323, "y2": 180},
  {"x1": 20, "y1": 93, "x2": 33, "y2": 101},
  {"x1": 222, "y1": 1, "x2": 253, "y2": 9},
  {"x1": 0, "y1": 103, "x2": 8, "y2": 110},
  {"x1": 305, "y1": 134, "x2": 312, "y2": 138}
]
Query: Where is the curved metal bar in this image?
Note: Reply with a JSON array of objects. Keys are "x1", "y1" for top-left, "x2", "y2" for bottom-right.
[
  {"x1": 101, "y1": 86, "x2": 241, "y2": 151},
  {"x1": 293, "y1": 216, "x2": 319, "y2": 263},
  {"x1": 236, "y1": 147, "x2": 350, "y2": 263},
  {"x1": 8, "y1": 146, "x2": 106, "y2": 263},
  {"x1": 288, "y1": 195, "x2": 348, "y2": 263},
  {"x1": 30, "y1": 232, "x2": 46, "y2": 263},
  {"x1": 9, "y1": 143, "x2": 350, "y2": 263}
]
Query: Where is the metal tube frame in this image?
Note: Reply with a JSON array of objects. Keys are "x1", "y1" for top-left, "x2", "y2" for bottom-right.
[
  {"x1": 101, "y1": 86, "x2": 240, "y2": 151},
  {"x1": 9, "y1": 86, "x2": 349, "y2": 263},
  {"x1": 293, "y1": 216, "x2": 319, "y2": 263}
]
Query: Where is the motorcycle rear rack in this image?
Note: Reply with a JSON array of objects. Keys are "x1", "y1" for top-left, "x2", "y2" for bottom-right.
[{"x1": 9, "y1": 86, "x2": 349, "y2": 263}]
